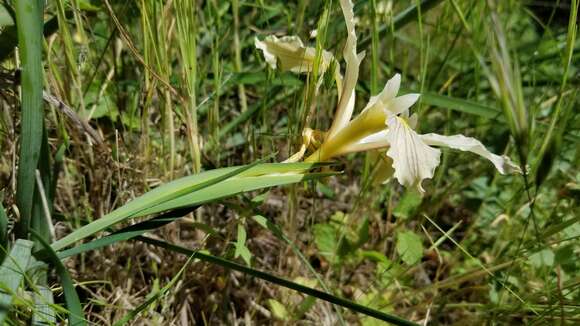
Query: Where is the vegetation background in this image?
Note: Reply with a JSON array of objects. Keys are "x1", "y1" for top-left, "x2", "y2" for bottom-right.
[{"x1": 0, "y1": 0, "x2": 578, "y2": 324}]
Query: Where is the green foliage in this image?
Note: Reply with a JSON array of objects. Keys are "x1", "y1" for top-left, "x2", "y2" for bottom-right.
[
  {"x1": 0, "y1": 0, "x2": 578, "y2": 324},
  {"x1": 234, "y1": 221, "x2": 252, "y2": 266},
  {"x1": 396, "y1": 230, "x2": 424, "y2": 265},
  {"x1": 313, "y1": 212, "x2": 370, "y2": 266}
]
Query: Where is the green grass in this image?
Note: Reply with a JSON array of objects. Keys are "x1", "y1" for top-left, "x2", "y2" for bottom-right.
[{"x1": 0, "y1": 0, "x2": 578, "y2": 324}]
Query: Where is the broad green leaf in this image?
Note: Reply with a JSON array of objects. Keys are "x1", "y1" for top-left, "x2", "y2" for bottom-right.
[
  {"x1": 0, "y1": 239, "x2": 34, "y2": 323},
  {"x1": 396, "y1": 231, "x2": 423, "y2": 265},
  {"x1": 313, "y1": 223, "x2": 338, "y2": 262}
]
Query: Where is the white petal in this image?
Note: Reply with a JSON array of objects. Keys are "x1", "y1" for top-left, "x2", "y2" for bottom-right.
[
  {"x1": 386, "y1": 93, "x2": 420, "y2": 116},
  {"x1": 361, "y1": 74, "x2": 401, "y2": 113},
  {"x1": 358, "y1": 130, "x2": 388, "y2": 144},
  {"x1": 254, "y1": 35, "x2": 333, "y2": 73},
  {"x1": 420, "y1": 133, "x2": 522, "y2": 174},
  {"x1": 328, "y1": 0, "x2": 363, "y2": 137},
  {"x1": 382, "y1": 73, "x2": 401, "y2": 102},
  {"x1": 385, "y1": 117, "x2": 441, "y2": 193}
]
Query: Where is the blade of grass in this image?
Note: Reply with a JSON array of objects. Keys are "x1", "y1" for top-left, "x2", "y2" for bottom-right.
[
  {"x1": 136, "y1": 236, "x2": 420, "y2": 326},
  {"x1": 30, "y1": 230, "x2": 85, "y2": 326},
  {"x1": 14, "y1": 0, "x2": 45, "y2": 238}
]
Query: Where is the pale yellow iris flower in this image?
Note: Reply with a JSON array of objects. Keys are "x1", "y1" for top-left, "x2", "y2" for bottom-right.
[{"x1": 255, "y1": 0, "x2": 521, "y2": 193}]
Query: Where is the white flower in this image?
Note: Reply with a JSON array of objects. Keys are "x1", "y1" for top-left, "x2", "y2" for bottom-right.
[
  {"x1": 356, "y1": 74, "x2": 521, "y2": 193},
  {"x1": 254, "y1": 1, "x2": 521, "y2": 194}
]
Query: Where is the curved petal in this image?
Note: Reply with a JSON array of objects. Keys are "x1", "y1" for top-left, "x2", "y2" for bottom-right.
[
  {"x1": 420, "y1": 133, "x2": 522, "y2": 174},
  {"x1": 385, "y1": 117, "x2": 441, "y2": 193},
  {"x1": 254, "y1": 35, "x2": 333, "y2": 73},
  {"x1": 327, "y1": 0, "x2": 364, "y2": 138},
  {"x1": 358, "y1": 129, "x2": 388, "y2": 144},
  {"x1": 385, "y1": 93, "x2": 420, "y2": 117},
  {"x1": 361, "y1": 73, "x2": 401, "y2": 113}
]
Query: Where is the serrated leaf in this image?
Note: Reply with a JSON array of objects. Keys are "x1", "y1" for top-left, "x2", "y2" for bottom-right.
[{"x1": 396, "y1": 231, "x2": 423, "y2": 265}]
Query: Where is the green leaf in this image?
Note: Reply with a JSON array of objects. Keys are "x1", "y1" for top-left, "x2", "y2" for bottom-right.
[
  {"x1": 528, "y1": 249, "x2": 555, "y2": 268},
  {"x1": 0, "y1": 3, "x2": 14, "y2": 27},
  {"x1": 14, "y1": 0, "x2": 45, "y2": 238},
  {"x1": 393, "y1": 190, "x2": 422, "y2": 220},
  {"x1": 32, "y1": 285, "x2": 56, "y2": 326},
  {"x1": 313, "y1": 223, "x2": 338, "y2": 262},
  {"x1": 396, "y1": 231, "x2": 423, "y2": 265},
  {"x1": 54, "y1": 207, "x2": 197, "y2": 260},
  {"x1": 0, "y1": 239, "x2": 34, "y2": 324},
  {"x1": 52, "y1": 162, "x2": 331, "y2": 251},
  {"x1": 234, "y1": 223, "x2": 252, "y2": 266},
  {"x1": 31, "y1": 231, "x2": 85, "y2": 326},
  {"x1": 419, "y1": 92, "x2": 502, "y2": 120},
  {"x1": 268, "y1": 299, "x2": 289, "y2": 321}
]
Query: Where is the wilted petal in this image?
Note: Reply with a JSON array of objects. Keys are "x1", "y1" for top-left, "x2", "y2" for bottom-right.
[
  {"x1": 385, "y1": 117, "x2": 441, "y2": 193},
  {"x1": 254, "y1": 35, "x2": 333, "y2": 73},
  {"x1": 420, "y1": 133, "x2": 522, "y2": 174}
]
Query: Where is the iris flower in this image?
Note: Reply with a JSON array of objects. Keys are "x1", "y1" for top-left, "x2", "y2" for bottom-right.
[{"x1": 255, "y1": 0, "x2": 520, "y2": 193}]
